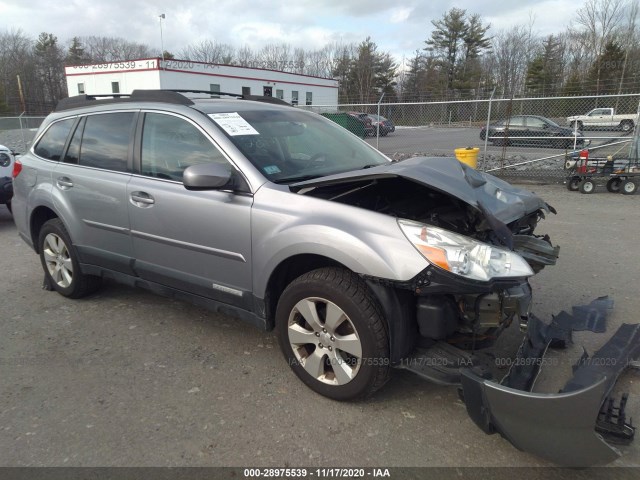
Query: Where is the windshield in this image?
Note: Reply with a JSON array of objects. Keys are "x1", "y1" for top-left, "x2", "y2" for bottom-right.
[{"x1": 211, "y1": 109, "x2": 389, "y2": 183}]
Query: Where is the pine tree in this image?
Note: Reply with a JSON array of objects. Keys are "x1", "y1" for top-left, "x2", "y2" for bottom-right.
[
  {"x1": 425, "y1": 8, "x2": 491, "y2": 95},
  {"x1": 588, "y1": 41, "x2": 625, "y2": 94},
  {"x1": 66, "y1": 37, "x2": 88, "y2": 65}
]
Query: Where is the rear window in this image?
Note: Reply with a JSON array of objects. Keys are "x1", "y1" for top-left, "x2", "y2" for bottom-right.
[
  {"x1": 79, "y1": 113, "x2": 135, "y2": 172},
  {"x1": 34, "y1": 119, "x2": 75, "y2": 161}
]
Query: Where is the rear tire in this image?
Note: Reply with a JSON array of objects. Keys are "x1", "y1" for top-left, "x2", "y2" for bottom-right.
[
  {"x1": 566, "y1": 177, "x2": 581, "y2": 191},
  {"x1": 38, "y1": 218, "x2": 101, "y2": 298},
  {"x1": 276, "y1": 267, "x2": 390, "y2": 401},
  {"x1": 620, "y1": 121, "x2": 634, "y2": 133}
]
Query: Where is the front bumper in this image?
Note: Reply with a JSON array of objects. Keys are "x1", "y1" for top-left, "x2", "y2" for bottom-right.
[{"x1": 460, "y1": 298, "x2": 640, "y2": 466}]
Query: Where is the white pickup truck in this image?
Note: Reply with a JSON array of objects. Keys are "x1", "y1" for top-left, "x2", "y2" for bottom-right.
[{"x1": 567, "y1": 108, "x2": 636, "y2": 132}]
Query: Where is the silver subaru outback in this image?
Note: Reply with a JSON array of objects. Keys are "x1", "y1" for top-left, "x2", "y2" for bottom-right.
[{"x1": 11, "y1": 90, "x2": 638, "y2": 466}]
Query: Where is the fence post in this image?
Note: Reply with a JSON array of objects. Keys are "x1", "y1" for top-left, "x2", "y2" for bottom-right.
[
  {"x1": 18, "y1": 112, "x2": 27, "y2": 153},
  {"x1": 483, "y1": 87, "x2": 496, "y2": 171},
  {"x1": 376, "y1": 92, "x2": 385, "y2": 151}
]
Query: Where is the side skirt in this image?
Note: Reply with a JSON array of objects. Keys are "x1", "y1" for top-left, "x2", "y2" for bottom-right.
[{"x1": 80, "y1": 263, "x2": 267, "y2": 331}]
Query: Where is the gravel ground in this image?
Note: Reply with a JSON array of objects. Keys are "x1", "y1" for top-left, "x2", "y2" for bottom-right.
[
  {"x1": 0, "y1": 184, "x2": 639, "y2": 475},
  {"x1": 0, "y1": 128, "x2": 37, "y2": 153}
]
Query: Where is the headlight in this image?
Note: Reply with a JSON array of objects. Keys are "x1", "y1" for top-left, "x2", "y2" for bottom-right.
[{"x1": 398, "y1": 219, "x2": 534, "y2": 281}]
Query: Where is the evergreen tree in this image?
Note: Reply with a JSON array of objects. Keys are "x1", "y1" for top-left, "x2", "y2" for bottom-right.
[
  {"x1": 425, "y1": 8, "x2": 491, "y2": 95},
  {"x1": 34, "y1": 32, "x2": 65, "y2": 104},
  {"x1": 588, "y1": 41, "x2": 625, "y2": 94},
  {"x1": 525, "y1": 35, "x2": 564, "y2": 96},
  {"x1": 66, "y1": 37, "x2": 88, "y2": 65}
]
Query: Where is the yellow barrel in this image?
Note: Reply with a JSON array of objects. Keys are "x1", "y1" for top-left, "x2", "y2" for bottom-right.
[{"x1": 454, "y1": 147, "x2": 479, "y2": 169}]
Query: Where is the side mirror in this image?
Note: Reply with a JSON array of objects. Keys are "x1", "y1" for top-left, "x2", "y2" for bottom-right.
[
  {"x1": 183, "y1": 163, "x2": 234, "y2": 190},
  {"x1": 542, "y1": 123, "x2": 549, "y2": 129}
]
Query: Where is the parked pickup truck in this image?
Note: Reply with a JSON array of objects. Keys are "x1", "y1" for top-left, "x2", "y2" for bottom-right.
[{"x1": 567, "y1": 108, "x2": 636, "y2": 132}]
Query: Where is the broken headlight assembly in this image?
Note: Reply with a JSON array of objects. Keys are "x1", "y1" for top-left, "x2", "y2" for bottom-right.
[{"x1": 398, "y1": 219, "x2": 533, "y2": 281}]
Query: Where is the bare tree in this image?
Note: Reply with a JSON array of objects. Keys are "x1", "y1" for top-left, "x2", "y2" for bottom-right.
[
  {"x1": 79, "y1": 36, "x2": 152, "y2": 62},
  {"x1": 617, "y1": 0, "x2": 639, "y2": 96},
  {"x1": 180, "y1": 40, "x2": 235, "y2": 64},
  {"x1": 489, "y1": 25, "x2": 538, "y2": 97},
  {"x1": 235, "y1": 45, "x2": 255, "y2": 67},
  {"x1": 256, "y1": 43, "x2": 291, "y2": 70},
  {"x1": 573, "y1": 0, "x2": 625, "y2": 93},
  {"x1": 0, "y1": 29, "x2": 38, "y2": 112}
]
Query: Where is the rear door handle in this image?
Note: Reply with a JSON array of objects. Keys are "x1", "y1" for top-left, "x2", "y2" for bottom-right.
[
  {"x1": 57, "y1": 176, "x2": 73, "y2": 189},
  {"x1": 130, "y1": 191, "x2": 155, "y2": 207}
]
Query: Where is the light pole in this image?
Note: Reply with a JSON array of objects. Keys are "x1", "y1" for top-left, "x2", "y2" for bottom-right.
[{"x1": 159, "y1": 13, "x2": 165, "y2": 66}]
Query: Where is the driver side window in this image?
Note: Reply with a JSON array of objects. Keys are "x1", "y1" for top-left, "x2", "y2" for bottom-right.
[{"x1": 141, "y1": 113, "x2": 231, "y2": 182}]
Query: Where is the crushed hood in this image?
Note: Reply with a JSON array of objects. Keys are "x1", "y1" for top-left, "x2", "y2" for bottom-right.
[{"x1": 291, "y1": 157, "x2": 555, "y2": 225}]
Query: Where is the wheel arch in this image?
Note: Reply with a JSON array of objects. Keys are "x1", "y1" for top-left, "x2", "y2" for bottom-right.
[
  {"x1": 263, "y1": 254, "x2": 345, "y2": 330},
  {"x1": 263, "y1": 254, "x2": 417, "y2": 363},
  {"x1": 30, "y1": 206, "x2": 59, "y2": 253}
]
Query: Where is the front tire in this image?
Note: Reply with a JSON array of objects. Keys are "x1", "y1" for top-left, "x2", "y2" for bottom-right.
[
  {"x1": 579, "y1": 179, "x2": 595, "y2": 194},
  {"x1": 38, "y1": 218, "x2": 101, "y2": 298},
  {"x1": 566, "y1": 177, "x2": 581, "y2": 191},
  {"x1": 276, "y1": 267, "x2": 390, "y2": 400}
]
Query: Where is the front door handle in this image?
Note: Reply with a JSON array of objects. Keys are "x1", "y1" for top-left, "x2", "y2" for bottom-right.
[
  {"x1": 130, "y1": 191, "x2": 155, "y2": 207},
  {"x1": 57, "y1": 176, "x2": 73, "y2": 189}
]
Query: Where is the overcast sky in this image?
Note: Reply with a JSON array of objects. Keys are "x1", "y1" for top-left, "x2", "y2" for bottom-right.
[{"x1": 2, "y1": 0, "x2": 578, "y2": 64}]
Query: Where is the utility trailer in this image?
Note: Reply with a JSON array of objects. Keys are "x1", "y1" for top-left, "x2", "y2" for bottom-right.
[
  {"x1": 565, "y1": 104, "x2": 640, "y2": 194},
  {"x1": 565, "y1": 149, "x2": 640, "y2": 195}
]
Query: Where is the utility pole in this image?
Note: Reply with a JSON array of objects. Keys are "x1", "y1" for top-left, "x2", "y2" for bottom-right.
[
  {"x1": 16, "y1": 75, "x2": 26, "y2": 113},
  {"x1": 159, "y1": 14, "x2": 166, "y2": 67}
]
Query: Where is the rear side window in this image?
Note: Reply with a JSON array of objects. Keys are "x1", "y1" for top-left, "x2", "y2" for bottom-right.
[
  {"x1": 79, "y1": 113, "x2": 135, "y2": 172},
  {"x1": 34, "y1": 119, "x2": 75, "y2": 161}
]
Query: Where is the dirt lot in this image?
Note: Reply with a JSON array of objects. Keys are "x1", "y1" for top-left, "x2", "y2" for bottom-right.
[{"x1": 0, "y1": 184, "x2": 639, "y2": 471}]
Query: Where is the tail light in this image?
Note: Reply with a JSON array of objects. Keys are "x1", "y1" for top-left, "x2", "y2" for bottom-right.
[{"x1": 12, "y1": 159, "x2": 22, "y2": 178}]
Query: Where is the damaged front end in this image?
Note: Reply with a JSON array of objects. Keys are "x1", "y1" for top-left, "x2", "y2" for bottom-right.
[
  {"x1": 293, "y1": 156, "x2": 560, "y2": 351},
  {"x1": 462, "y1": 297, "x2": 640, "y2": 467},
  {"x1": 293, "y1": 157, "x2": 639, "y2": 466}
]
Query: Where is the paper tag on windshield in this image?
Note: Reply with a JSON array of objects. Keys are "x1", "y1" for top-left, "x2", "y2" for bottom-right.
[{"x1": 208, "y1": 113, "x2": 259, "y2": 136}]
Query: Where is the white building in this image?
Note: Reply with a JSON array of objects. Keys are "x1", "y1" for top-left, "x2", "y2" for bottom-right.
[{"x1": 64, "y1": 58, "x2": 339, "y2": 105}]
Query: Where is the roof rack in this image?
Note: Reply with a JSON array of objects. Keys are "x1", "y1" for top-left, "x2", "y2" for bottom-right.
[
  {"x1": 55, "y1": 89, "x2": 291, "y2": 112},
  {"x1": 167, "y1": 89, "x2": 291, "y2": 106},
  {"x1": 55, "y1": 90, "x2": 195, "y2": 111}
]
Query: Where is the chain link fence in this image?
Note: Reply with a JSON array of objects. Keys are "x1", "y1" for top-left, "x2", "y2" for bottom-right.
[
  {"x1": 301, "y1": 93, "x2": 640, "y2": 181},
  {"x1": 2, "y1": 95, "x2": 639, "y2": 184},
  {"x1": 0, "y1": 115, "x2": 46, "y2": 153}
]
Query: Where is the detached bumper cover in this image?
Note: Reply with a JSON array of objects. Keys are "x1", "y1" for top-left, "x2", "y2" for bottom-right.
[{"x1": 461, "y1": 297, "x2": 640, "y2": 466}]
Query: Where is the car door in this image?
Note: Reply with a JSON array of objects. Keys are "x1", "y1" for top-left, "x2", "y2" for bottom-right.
[
  {"x1": 505, "y1": 116, "x2": 526, "y2": 142},
  {"x1": 127, "y1": 111, "x2": 253, "y2": 309},
  {"x1": 53, "y1": 112, "x2": 136, "y2": 274},
  {"x1": 586, "y1": 109, "x2": 606, "y2": 128},
  {"x1": 524, "y1": 116, "x2": 549, "y2": 145}
]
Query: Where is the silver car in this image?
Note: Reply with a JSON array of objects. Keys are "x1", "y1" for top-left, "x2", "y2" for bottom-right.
[{"x1": 11, "y1": 90, "x2": 637, "y2": 466}]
